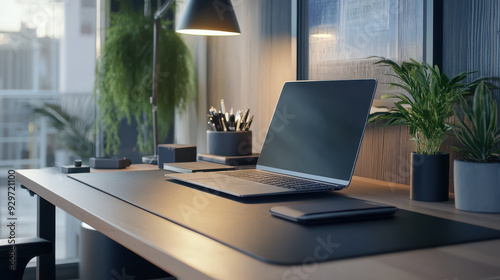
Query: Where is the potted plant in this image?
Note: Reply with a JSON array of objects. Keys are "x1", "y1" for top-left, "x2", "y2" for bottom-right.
[
  {"x1": 453, "y1": 82, "x2": 500, "y2": 212},
  {"x1": 95, "y1": 1, "x2": 195, "y2": 156},
  {"x1": 369, "y1": 57, "x2": 487, "y2": 202},
  {"x1": 33, "y1": 98, "x2": 95, "y2": 165}
]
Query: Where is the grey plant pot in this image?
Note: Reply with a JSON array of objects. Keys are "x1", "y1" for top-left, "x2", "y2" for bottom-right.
[{"x1": 454, "y1": 159, "x2": 500, "y2": 213}]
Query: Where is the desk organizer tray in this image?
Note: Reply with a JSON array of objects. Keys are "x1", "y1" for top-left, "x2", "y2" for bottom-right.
[{"x1": 69, "y1": 170, "x2": 500, "y2": 265}]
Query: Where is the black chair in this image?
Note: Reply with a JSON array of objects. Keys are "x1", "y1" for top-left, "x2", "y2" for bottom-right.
[{"x1": 0, "y1": 237, "x2": 52, "y2": 280}]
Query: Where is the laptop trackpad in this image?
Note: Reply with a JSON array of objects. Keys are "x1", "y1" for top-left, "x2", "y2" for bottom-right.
[
  {"x1": 167, "y1": 173, "x2": 291, "y2": 197},
  {"x1": 189, "y1": 177, "x2": 290, "y2": 197},
  {"x1": 184, "y1": 177, "x2": 290, "y2": 197},
  {"x1": 167, "y1": 172, "x2": 231, "y2": 180}
]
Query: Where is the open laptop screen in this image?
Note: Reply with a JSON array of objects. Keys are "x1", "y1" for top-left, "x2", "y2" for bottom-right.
[{"x1": 257, "y1": 79, "x2": 377, "y2": 185}]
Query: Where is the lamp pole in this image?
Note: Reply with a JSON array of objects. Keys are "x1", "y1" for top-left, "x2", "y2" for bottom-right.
[
  {"x1": 143, "y1": 0, "x2": 174, "y2": 164},
  {"x1": 143, "y1": 0, "x2": 240, "y2": 164}
]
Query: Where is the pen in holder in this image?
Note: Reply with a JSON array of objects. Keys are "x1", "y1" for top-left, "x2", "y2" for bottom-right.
[{"x1": 207, "y1": 130, "x2": 252, "y2": 156}]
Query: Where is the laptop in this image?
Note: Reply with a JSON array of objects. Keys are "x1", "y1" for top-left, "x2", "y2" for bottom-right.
[{"x1": 167, "y1": 79, "x2": 377, "y2": 197}]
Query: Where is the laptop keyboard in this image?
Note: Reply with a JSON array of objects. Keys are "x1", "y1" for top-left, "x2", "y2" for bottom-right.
[{"x1": 216, "y1": 170, "x2": 339, "y2": 191}]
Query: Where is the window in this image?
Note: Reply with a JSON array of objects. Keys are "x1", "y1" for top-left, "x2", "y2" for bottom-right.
[
  {"x1": 0, "y1": 0, "x2": 96, "y2": 265},
  {"x1": 299, "y1": 0, "x2": 425, "y2": 101}
]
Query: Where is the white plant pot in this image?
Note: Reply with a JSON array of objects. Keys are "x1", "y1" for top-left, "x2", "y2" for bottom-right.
[{"x1": 454, "y1": 159, "x2": 500, "y2": 213}]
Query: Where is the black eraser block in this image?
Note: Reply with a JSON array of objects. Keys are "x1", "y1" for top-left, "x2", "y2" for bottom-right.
[{"x1": 61, "y1": 165, "x2": 90, "y2": 174}]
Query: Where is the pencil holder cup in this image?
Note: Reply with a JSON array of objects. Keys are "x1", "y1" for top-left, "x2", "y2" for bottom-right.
[{"x1": 207, "y1": 130, "x2": 252, "y2": 156}]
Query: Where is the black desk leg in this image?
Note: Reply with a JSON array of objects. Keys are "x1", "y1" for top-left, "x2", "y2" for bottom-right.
[{"x1": 37, "y1": 196, "x2": 56, "y2": 280}]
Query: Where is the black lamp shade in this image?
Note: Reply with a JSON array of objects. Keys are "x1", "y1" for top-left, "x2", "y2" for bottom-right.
[{"x1": 176, "y1": 0, "x2": 241, "y2": 36}]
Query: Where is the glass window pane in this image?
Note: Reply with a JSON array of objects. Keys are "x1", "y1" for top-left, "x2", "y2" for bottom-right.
[
  {"x1": 0, "y1": 0, "x2": 96, "y2": 263},
  {"x1": 307, "y1": 0, "x2": 424, "y2": 100}
]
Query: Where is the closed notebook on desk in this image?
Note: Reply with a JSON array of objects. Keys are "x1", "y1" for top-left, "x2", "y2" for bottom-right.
[
  {"x1": 168, "y1": 79, "x2": 377, "y2": 197},
  {"x1": 163, "y1": 162, "x2": 235, "y2": 173},
  {"x1": 270, "y1": 200, "x2": 398, "y2": 223},
  {"x1": 197, "y1": 153, "x2": 259, "y2": 166}
]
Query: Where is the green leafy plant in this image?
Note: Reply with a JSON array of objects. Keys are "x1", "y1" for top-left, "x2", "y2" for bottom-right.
[
  {"x1": 33, "y1": 101, "x2": 95, "y2": 160},
  {"x1": 368, "y1": 57, "x2": 493, "y2": 155},
  {"x1": 95, "y1": 1, "x2": 196, "y2": 156},
  {"x1": 453, "y1": 82, "x2": 500, "y2": 162}
]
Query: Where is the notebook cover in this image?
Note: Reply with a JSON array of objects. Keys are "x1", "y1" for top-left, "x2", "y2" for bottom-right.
[
  {"x1": 163, "y1": 161, "x2": 235, "y2": 173},
  {"x1": 197, "y1": 153, "x2": 259, "y2": 166}
]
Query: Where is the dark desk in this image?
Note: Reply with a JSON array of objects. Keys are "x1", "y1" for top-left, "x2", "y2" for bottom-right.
[{"x1": 16, "y1": 165, "x2": 500, "y2": 280}]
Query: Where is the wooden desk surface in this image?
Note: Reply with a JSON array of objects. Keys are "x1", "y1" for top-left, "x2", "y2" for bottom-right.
[{"x1": 16, "y1": 165, "x2": 500, "y2": 280}]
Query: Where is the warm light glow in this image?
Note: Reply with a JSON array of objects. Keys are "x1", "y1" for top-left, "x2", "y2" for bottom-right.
[
  {"x1": 310, "y1": 33, "x2": 333, "y2": 38},
  {"x1": 176, "y1": 29, "x2": 240, "y2": 36}
]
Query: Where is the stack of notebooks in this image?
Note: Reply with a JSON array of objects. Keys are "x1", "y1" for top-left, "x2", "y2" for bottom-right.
[{"x1": 197, "y1": 153, "x2": 259, "y2": 166}]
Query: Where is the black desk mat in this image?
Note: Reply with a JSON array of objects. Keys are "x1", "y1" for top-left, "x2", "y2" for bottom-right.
[{"x1": 70, "y1": 170, "x2": 500, "y2": 265}]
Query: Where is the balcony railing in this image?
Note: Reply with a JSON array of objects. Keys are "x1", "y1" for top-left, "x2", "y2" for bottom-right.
[{"x1": 0, "y1": 90, "x2": 94, "y2": 174}]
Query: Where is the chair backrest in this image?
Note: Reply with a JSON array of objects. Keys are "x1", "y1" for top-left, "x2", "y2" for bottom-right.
[{"x1": 0, "y1": 237, "x2": 52, "y2": 280}]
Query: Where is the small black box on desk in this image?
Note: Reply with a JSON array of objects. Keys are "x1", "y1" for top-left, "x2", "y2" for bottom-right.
[{"x1": 158, "y1": 144, "x2": 197, "y2": 169}]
